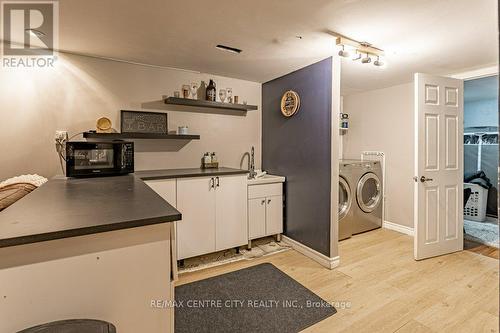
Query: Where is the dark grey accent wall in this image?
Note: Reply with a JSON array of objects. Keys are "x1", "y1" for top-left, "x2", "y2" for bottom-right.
[{"x1": 262, "y1": 58, "x2": 332, "y2": 257}]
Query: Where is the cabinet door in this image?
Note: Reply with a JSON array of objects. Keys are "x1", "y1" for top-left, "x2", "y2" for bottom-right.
[
  {"x1": 248, "y1": 198, "x2": 266, "y2": 240},
  {"x1": 215, "y1": 175, "x2": 248, "y2": 250},
  {"x1": 266, "y1": 195, "x2": 283, "y2": 235},
  {"x1": 145, "y1": 179, "x2": 179, "y2": 263},
  {"x1": 144, "y1": 179, "x2": 177, "y2": 208},
  {"x1": 176, "y1": 177, "x2": 216, "y2": 259}
]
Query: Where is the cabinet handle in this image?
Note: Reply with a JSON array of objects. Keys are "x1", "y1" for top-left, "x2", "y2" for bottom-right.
[
  {"x1": 268, "y1": 199, "x2": 271, "y2": 204},
  {"x1": 216, "y1": 176, "x2": 220, "y2": 188},
  {"x1": 210, "y1": 178, "x2": 214, "y2": 189},
  {"x1": 261, "y1": 199, "x2": 266, "y2": 205}
]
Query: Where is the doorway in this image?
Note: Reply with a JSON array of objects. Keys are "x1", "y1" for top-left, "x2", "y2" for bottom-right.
[{"x1": 463, "y1": 75, "x2": 499, "y2": 249}]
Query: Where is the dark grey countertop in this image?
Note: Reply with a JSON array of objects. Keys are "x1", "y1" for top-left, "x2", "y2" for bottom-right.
[
  {"x1": 0, "y1": 175, "x2": 181, "y2": 248},
  {"x1": 136, "y1": 167, "x2": 249, "y2": 180}
]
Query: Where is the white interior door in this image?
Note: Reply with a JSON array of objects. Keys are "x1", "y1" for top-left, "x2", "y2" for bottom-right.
[{"x1": 414, "y1": 73, "x2": 464, "y2": 260}]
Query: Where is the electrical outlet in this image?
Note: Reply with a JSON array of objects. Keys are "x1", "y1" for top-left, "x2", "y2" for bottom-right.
[{"x1": 55, "y1": 130, "x2": 68, "y2": 142}]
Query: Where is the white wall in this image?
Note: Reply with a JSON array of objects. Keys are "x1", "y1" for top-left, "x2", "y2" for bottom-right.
[
  {"x1": 342, "y1": 82, "x2": 414, "y2": 228},
  {"x1": 0, "y1": 53, "x2": 261, "y2": 180}
]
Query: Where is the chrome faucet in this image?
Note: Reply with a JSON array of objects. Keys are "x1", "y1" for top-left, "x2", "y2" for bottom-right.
[{"x1": 240, "y1": 146, "x2": 257, "y2": 179}]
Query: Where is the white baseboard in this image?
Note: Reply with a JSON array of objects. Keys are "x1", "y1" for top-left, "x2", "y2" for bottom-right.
[
  {"x1": 281, "y1": 235, "x2": 340, "y2": 270},
  {"x1": 383, "y1": 220, "x2": 414, "y2": 236}
]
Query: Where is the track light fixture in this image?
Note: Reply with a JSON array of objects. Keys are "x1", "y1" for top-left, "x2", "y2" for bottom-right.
[{"x1": 332, "y1": 33, "x2": 385, "y2": 68}]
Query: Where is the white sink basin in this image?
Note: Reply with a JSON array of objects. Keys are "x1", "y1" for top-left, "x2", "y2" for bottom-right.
[{"x1": 247, "y1": 174, "x2": 285, "y2": 185}]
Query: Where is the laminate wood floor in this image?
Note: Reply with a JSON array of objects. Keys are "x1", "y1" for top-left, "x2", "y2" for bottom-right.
[
  {"x1": 177, "y1": 229, "x2": 499, "y2": 333},
  {"x1": 464, "y1": 238, "x2": 500, "y2": 259}
]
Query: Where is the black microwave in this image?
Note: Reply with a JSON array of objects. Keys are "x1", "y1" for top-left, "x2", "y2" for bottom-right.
[{"x1": 66, "y1": 141, "x2": 134, "y2": 178}]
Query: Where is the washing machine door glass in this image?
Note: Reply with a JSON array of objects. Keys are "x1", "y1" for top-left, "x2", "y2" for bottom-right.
[
  {"x1": 339, "y1": 177, "x2": 351, "y2": 220},
  {"x1": 356, "y1": 172, "x2": 381, "y2": 213}
]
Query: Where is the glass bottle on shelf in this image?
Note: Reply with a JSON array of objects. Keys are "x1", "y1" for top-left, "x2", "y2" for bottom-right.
[
  {"x1": 219, "y1": 89, "x2": 227, "y2": 103},
  {"x1": 206, "y1": 80, "x2": 216, "y2": 101}
]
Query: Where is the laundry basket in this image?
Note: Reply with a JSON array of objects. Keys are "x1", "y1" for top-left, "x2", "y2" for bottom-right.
[{"x1": 463, "y1": 183, "x2": 488, "y2": 222}]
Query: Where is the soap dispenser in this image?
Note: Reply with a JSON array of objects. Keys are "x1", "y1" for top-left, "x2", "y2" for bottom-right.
[{"x1": 203, "y1": 152, "x2": 211, "y2": 165}]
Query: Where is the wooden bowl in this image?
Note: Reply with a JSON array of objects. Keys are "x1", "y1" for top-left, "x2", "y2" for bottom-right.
[{"x1": 96, "y1": 117, "x2": 112, "y2": 133}]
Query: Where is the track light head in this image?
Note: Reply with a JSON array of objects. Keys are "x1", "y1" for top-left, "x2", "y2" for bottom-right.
[
  {"x1": 352, "y1": 50, "x2": 362, "y2": 61},
  {"x1": 373, "y1": 56, "x2": 384, "y2": 67},
  {"x1": 361, "y1": 53, "x2": 371, "y2": 64},
  {"x1": 338, "y1": 45, "x2": 350, "y2": 58}
]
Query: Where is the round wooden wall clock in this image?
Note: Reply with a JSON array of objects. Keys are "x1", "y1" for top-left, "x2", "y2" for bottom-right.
[{"x1": 280, "y1": 90, "x2": 300, "y2": 117}]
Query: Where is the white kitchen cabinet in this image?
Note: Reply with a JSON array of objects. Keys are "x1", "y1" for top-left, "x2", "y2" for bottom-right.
[
  {"x1": 247, "y1": 177, "x2": 284, "y2": 241},
  {"x1": 176, "y1": 177, "x2": 216, "y2": 259},
  {"x1": 145, "y1": 174, "x2": 248, "y2": 260},
  {"x1": 144, "y1": 179, "x2": 177, "y2": 208},
  {"x1": 248, "y1": 198, "x2": 266, "y2": 239},
  {"x1": 265, "y1": 195, "x2": 283, "y2": 235},
  {"x1": 215, "y1": 175, "x2": 248, "y2": 250},
  {"x1": 145, "y1": 178, "x2": 181, "y2": 271}
]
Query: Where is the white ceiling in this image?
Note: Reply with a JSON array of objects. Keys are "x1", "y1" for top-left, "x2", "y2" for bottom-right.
[{"x1": 56, "y1": 0, "x2": 498, "y2": 94}]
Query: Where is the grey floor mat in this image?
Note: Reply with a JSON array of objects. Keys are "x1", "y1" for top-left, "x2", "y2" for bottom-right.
[
  {"x1": 175, "y1": 263, "x2": 336, "y2": 333},
  {"x1": 464, "y1": 219, "x2": 499, "y2": 248}
]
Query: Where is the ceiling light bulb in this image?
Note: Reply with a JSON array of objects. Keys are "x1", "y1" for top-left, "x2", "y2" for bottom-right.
[
  {"x1": 361, "y1": 53, "x2": 371, "y2": 64},
  {"x1": 338, "y1": 45, "x2": 350, "y2": 58},
  {"x1": 373, "y1": 56, "x2": 384, "y2": 67}
]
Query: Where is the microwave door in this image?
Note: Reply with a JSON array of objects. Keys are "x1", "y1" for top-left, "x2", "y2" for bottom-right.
[{"x1": 66, "y1": 142, "x2": 133, "y2": 177}]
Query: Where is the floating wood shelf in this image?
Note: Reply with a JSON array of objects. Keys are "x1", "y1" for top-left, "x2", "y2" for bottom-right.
[
  {"x1": 83, "y1": 132, "x2": 200, "y2": 140},
  {"x1": 164, "y1": 97, "x2": 258, "y2": 112}
]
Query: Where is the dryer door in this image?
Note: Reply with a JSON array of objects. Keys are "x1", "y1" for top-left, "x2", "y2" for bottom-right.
[
  {"x1": 339, "y1": 176, "x2": 352, "y2": 220},
  {"x1": 356, "y1": 172, "x2": 382, "y2": 213}
]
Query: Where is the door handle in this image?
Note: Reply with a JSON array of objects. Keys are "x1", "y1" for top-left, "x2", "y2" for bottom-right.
[
  {"x1": 420, "y1": 176, "x2": 433, "y2": 183},
  {"x1": 216, "y1": 177, "x2": 220, "y2": 188}
]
